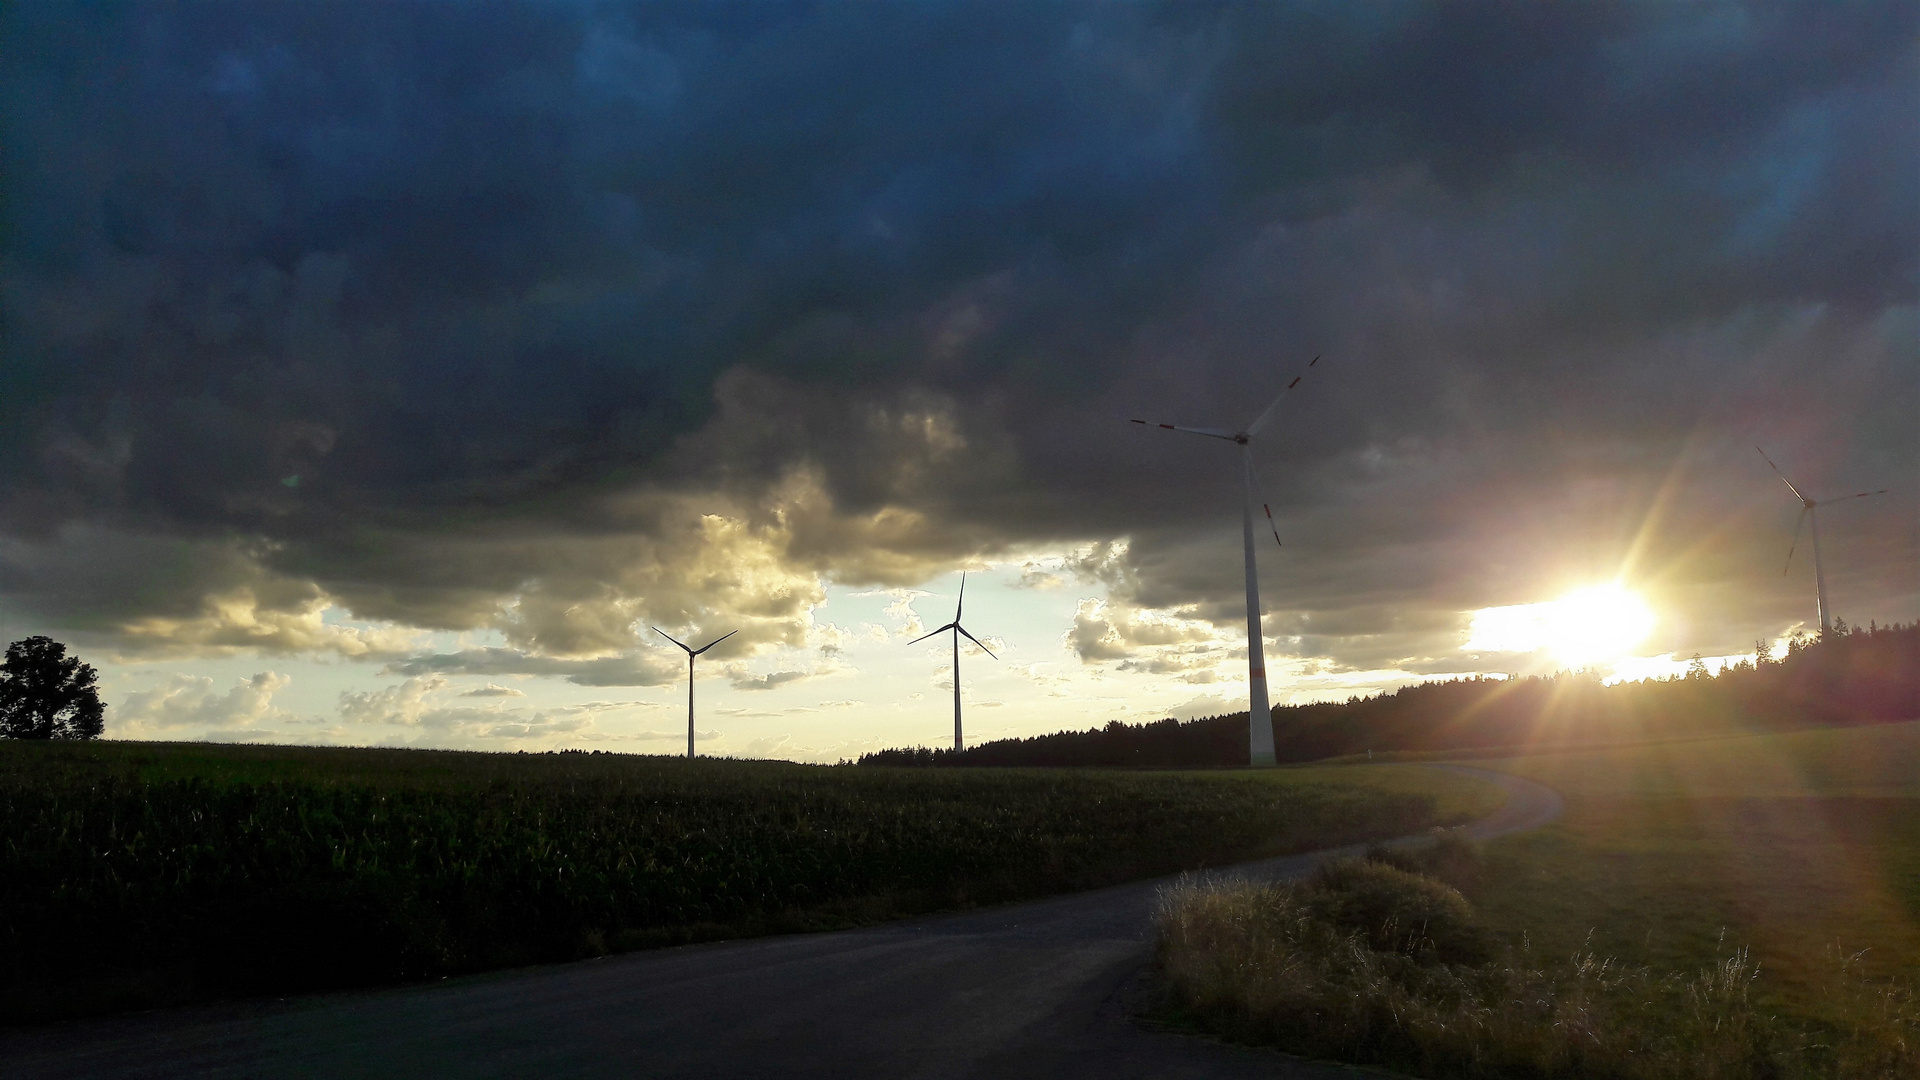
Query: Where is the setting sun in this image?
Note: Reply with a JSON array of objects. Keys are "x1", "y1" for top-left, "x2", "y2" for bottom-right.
[{"x1": 1466, "y1": 583, "x2": 1657, "y2": 669}]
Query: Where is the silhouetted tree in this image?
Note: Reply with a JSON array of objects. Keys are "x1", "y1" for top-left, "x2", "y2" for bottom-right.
[{"x1": 0, "y1": 636, "x2": 105, "y2": 740}]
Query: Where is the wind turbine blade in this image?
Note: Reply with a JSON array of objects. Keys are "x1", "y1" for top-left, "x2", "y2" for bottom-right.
[
  {"x1": 1834, "y1": 489, "x2": 1890, "y2": 501},
  {"x1": 1755, "y1": 446, "x2": 1806, "y2": 503},
  {"x1": 1246, "y1": 455, "x2": 1285, "y2": 548},
  {"x1": 1246, "y1": 354, "x2": 1321, "y2": 438},
  {"x1": 1128, "y1": 419, "x2": 1239, "y2": 441},
  {"x1": 955, "y1": 625, "x2": 997, "y2": 659},
  {"x1": 692, "y1": 629, "x2": 740, "y2": 655},
  {"x1": 955, "y1": 571, "x2": 966, "y2": 622},
  {"x1": 1783, "y1": 506, "x2": 1808, "y2": 575},
  {"x1": 649, "y1": 626, "x2": 692, "y2": 653},
  {"x1": 908, "y1": 624, "x2": 956, "y2": 646}
]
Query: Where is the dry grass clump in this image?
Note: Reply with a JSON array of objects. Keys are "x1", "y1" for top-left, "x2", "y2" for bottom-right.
[{"x1": 1155, "y1": 838, "x2": 1917, "y2": 1079}]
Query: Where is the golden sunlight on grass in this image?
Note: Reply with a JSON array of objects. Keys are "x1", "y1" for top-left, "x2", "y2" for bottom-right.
[
  {"x1": 1466, "y1": 581, "x2": 1657, "y2": 669},
  {"x1": 1473, "y1": 722, "x2": 1920, "y2": 1005},
  {"x1": 1156, "y1": 727, "x2": 1920, "y2": 1076}
]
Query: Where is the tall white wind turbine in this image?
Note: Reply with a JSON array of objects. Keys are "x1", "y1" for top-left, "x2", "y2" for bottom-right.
[
  {"x1": 1756, "y1": 447, "x2": 1887, "y2": 635},
  {"x1": 1131, "y1": 356, "x2": 1321, "y2": 767},
  {"x1": 650, "y1": 626, "x2": 738, "y2": 759},
  {"x1": 907, "y1": 572, "x2": 998, "y2": 752}
]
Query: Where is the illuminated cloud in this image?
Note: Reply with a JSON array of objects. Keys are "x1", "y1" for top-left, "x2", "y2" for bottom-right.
[
  {"x1": 461, "y1": 683, "x2": 525, "y2": 698},
  {"x1": 114, "y1": 671, "x2": 294, "y2": 734}
]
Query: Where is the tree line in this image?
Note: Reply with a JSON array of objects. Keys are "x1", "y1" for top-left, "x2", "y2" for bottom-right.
[{"x1": 858, "y1": 620, "x2": 1920, "y2": 768}]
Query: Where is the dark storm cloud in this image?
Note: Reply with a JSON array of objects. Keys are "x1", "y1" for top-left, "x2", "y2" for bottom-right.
[{"x1": 2, "y1": 2, "x2": 1914, "y2": 669}]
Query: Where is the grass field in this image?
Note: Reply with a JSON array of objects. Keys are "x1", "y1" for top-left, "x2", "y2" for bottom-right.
[
  {"x1": 1156, "y1": 720, "x2": 1920, "y2": 1077},
  {"x1": 1469, "y1": 720, "x2": 1920, "y2": 1009},
  {"x1": 0, "y1": 740, "x2": 1493, "y2": 1024},
  {"x1": 1191, "y1": 761, "x2": 1510, "y2": 823}
]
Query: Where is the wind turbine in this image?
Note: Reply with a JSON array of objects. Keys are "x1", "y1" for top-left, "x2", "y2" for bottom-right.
[
  {"x1": 907, "y1": 572, "x2": 998, "y2": 752},
  {"x1": 650, "y1": 626, "x2": 738, "y2": 759},
  {"x1": 1756, "y1": 447, "x2": 1887, "y2": 636},
  {"x1": 1131, "y1": 356, "x2": 1321, "y2": 767}
]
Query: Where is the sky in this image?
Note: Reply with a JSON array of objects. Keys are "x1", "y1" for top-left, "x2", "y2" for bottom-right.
[{"x1": 2, "y1": 2, "x2": 1915, "y2": 762}]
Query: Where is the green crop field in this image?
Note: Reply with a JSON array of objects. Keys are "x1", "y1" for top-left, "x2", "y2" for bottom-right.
[{"x1": 0, "y1": 740, "x2": 1490, "y2": 1024}]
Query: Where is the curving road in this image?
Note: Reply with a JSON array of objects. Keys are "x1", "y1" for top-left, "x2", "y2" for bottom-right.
[{"x1": 6, "y1": 766, "x2": 1560, "y2": 1079}]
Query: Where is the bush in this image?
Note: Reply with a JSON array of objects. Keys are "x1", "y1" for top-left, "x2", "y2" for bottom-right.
[
  {"x1": 1308, "y1": 856, "x2": 1489, "y2": 964},
  {"x1": 1365, "y1": 829, "x2": 1485, "y2": 892}
]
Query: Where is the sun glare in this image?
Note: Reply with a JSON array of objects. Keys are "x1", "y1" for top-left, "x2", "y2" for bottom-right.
[{"x1": 1466, "y1": 583, "x2": 1657, "y2": 669}]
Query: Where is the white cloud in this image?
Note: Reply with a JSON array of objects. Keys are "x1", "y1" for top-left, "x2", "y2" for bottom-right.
[
  {"x1": 1161, "y1": 692, "x2": 1243, "y2": 721},
  {"x1": 630, "y1": 727, "x2": 718, "y2": 741},
  {"x1": 728, "y1": 667, "x2": 817, "y2": 691},
  {"x1": 880, "y1": 589, "x2": 932, "y2": 638},
  {"x1": 460, "y1": 682, "x2": 525, "y2": 697},
  {"x1": 339, "y1": 674, "x2": 448, "y2": 726},
  {"x1": 1015, "y1": 562, "x2": 1065, "y2": 590},
  {"x1": 384, "y1": 647, "x2": 685, "y2": 687},
  {"x1": 114, "y1": 671, "x2": 293, "y2": 732},
  {"x1": 334, "y1": 674, "x2": 656, "y2": 745},
  {"x1": 1065, "y1": 597, "x2": 1228, "y2": 665},
  {"x1": 733, "y1": 733, "x2": 793, "y2": 758}
]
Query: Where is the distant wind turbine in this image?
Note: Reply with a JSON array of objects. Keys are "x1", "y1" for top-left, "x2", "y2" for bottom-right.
[
  {"x1": 908, "y1": 572, "x2": 998, "y2": 752},
  {"x1": 1756, "y1": 447, "x2": 1887, "y2": 636},
  {"x1": 650, "y1": 626, "x2": 738, "y2": 759},
  {"x1": 1131, "y1": 356, "x2": 1322, "y2": 767}
]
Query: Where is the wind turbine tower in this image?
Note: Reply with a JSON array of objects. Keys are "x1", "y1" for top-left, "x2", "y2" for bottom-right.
[
  {"x1": 650, "y1": 626, "x2": 738, "y2": 758},
  {"x1": 1132, "y1": 356, "x2": 1321, "y2": 767},
  {"x1": 908, "y1": 572, "x2": 998, "y2": 751},
  {"x1": 1756, "y1": 447, "x2": 1887, "y2": 635}
]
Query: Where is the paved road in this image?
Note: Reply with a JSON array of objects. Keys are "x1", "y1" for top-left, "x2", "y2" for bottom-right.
[{"x1": 8, "y1": 766, "x2": 1560, "y2": 1080}]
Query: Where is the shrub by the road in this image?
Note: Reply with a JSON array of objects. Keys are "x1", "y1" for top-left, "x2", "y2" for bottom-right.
[
  {"x1": 1155, "y1": 841, "x2": 1918, "y2": 1079},
  {"x1": 0, "y1": 740, "x2": 1441, "y2": 1023}
]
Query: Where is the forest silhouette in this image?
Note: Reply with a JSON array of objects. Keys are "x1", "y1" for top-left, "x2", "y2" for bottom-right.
[{"x1": 860, "y1": 622, "x2": 1920, "y2": 769}]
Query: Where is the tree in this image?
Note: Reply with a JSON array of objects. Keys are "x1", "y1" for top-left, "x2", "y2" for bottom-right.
[{"x1": 0, "y1": 636, "x2": 105, "y2": 740}]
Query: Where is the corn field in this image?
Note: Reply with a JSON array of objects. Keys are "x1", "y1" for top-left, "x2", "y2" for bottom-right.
[{"x1": 0, "y1": 740, "x2": 1437, "y2": 1022}]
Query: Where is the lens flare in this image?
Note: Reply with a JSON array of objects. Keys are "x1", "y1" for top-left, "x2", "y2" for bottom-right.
[{"x1": 1466, "y1": 583, "x2": 1657, "y2": 669}]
